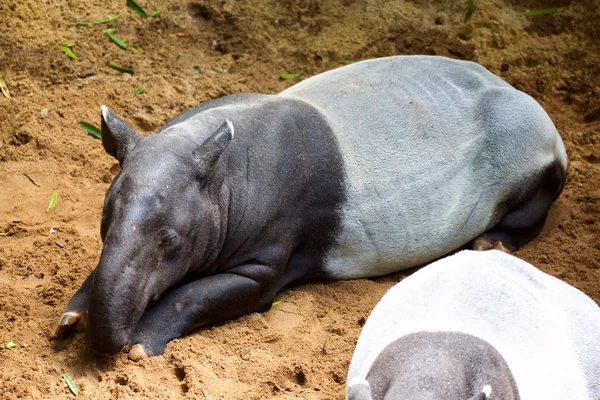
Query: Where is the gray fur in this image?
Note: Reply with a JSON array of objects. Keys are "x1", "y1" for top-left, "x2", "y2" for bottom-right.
[
  {"x1": 347, "y1": 250, "x2": 600, "y2": 400},
  {"x1": 282, "y1": 56, "x2": 567, "y2": 278}
]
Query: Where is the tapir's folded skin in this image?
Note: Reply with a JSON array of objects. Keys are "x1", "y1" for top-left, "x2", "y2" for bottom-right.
[
  {"x1": 55, "y1": 56, "x2": 567, "y2": 359},
  {"x1": 347, "y1": 250, "x2": 600, "y2": 400}
]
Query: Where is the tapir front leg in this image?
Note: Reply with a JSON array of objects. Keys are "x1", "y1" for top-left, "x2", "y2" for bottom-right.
[
  {"x1": 55, "y1": 269, "x2": 96, "y2": 335},
  {"x1": 128, "y1": 264, "x2": 280, "y2": 360}
]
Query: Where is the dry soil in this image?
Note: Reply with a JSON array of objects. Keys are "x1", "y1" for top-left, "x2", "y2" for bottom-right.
[{"x1": 1, "y1": 0, "x2": 599, "y2": 399}]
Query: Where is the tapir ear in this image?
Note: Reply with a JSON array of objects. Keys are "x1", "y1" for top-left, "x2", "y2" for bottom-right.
[
  {"x1": 100, "y1": 105, "x2": 141, "y2": 164},
  {"x1": 467, "y1": 385, "x2": 492, "y2": 400},
  {"x1": 347, "y1": 377, "x2": 373, "y2": 400},
  {"x1": 194, "y1": 120, "x2": 234, "y2": 177}
]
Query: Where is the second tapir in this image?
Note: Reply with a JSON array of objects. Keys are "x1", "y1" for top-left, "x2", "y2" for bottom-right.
[{"x1": 56, "y1": 56, "x2": 567, "y2": 359}]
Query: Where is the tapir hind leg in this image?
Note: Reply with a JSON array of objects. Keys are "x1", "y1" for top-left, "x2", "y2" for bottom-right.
[
  {"x1": 473, "y1": 160, "x2": 565, "y2": 252},
  {"x1": 127, "y1": 264, "x2": 279, "y2": 360},
  {"x1": 55, "y1": 269, "x2": 96, "y2": 335}
]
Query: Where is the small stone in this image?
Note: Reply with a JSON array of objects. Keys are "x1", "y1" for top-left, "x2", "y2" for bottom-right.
[{"x1": 55, "y1": 240, "x2": 66, "y2": 248}]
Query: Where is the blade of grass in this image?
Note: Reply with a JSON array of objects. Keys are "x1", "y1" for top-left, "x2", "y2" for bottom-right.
[
  {"x1": 0, "y1": 74, "x2": 10, "y2": 98},
  {"x1": 107, "y1": 63, "x2": 134, "y2": 74},
  {"x1": 280, "y1": 72, "x2": 302, "y2": 80},
  {"x1": 339, "y1": 60, "x2": 356, "y2": 65},
  {"x1": 127, "y1": 0, "x2": 148, "y2": 18},
  {"x1": 150, "y1": 10, "x2": 160, "y2": 17},
  {"x1": 522, "y1": 8, "x2": 558, "y2": 16},
  {"x1": 58, "y1": 43, "x2": 77, "y2": 60},
  {"x1": 272, "y1": 301, "x2": 282, "y2": 306},
  {"x1": 23, "y1": 173, "x2": 40, "y2": 187},
  {"x1": 63, "y1": 374, "x2": 78, "y2": 396},
  {"x1": 464, "y1": 0, "x2": 475, "y2": 22},
  {"x1": 47, "y1": 190, "x2": 58, "y2": 213},
  {"x1": 102, "y1": 28, "x2": 128, "y2": 49},
  {"x1": 134, "y1": 83, "x2": 147, "y2": 96},
  {"x1": 77, "y1": 15, "x2": 120, "y2": 26},
  {"x1": 80, "y1": 121, "x2": 102, "y2": 139}
]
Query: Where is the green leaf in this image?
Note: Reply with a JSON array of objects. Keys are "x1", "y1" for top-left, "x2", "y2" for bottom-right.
[
  {"x1": 464, "y1": 0, "x2": 475, "y2": 22},
  {"x1": 134, "y1": 83, "x2": 147, "y2": 96},
  {"x1": 47, "y1": 190, "x2": 58, "y2": 213},
  {"x1": 522, "y1": 8, "x2": 558, "y2": 16},
  {"x1": 80, "y1": 121, "x2": 102, "y2": 139},
  {"x1": 77, "y1": 15, "x2": 120, "y2": 26},
  {"x1": 58, "y1": 43, "x2": 77, "y2": 60},
  {"x1": 107, "y1": 63, "x2": 134, "y2": 74},
  {"x1": 272, "y1": 301, "x2": 282, "y2": 307},
  {"x1": 23, "y1": 173, "x2": 40, "y2": 187},
  {"x1": 63, "y1": 374, "x2": 78, "y2": 396},
  {"x1": 5, "y1": 341, "x2": 16, "y2": 349},
  {"x1": 339, "y1": 60, "x2": 356, "y2": 65},
  {"x1": 280, "y1": 72, "x2": 302, "y2": 80},
  {"x1": 127, "y1": 0, "x2": 148, "y2": 18},
  {"x1": 102, "y1": 28, "x2": 128, "y2": 49},
  {"x1": 130, "y1": 47, "x2": 140, "y2": 54},
  {"x1": 150, "y1": 10, "x2": 160, "y2": 17}
]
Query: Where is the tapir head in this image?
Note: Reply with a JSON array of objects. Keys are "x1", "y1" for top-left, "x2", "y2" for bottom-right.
[
  {"x1": 347, "y1": 377, "x2": 493, "y2": 400},
  {"x1": 86, "y1": 106, "x2": 234, "y2": 354}
]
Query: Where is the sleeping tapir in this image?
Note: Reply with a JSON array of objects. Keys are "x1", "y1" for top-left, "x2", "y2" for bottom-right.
[
  {"x1": 347, "y1": 250, "x2": 600, "y2": 400},
  {"x1": 56, "y1": 56, "x2": 567, "y2": 359}
]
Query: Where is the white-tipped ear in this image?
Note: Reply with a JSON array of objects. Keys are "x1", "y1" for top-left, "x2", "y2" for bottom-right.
[
  {"x1": 100, "y1": 105, "x2": 141, "y2": 164},
  {"x1": 466, "y1": 385, "x2": 492, "y2": 400},
  {"x1": 224, "y1": 120, "x2": 234, "y2": 139},
  {"x1": 482, "y1": 385, "x2": 492, "y2": 398},
  {"x1": 194, "y1": 120, "x2": 234, "y2": 177},
  {"x1": 101, "y1": 105, "x2": 110, "y2": 119},
  {"x1": 347, "y1": 377, "x2": 372, "y2": 400}
]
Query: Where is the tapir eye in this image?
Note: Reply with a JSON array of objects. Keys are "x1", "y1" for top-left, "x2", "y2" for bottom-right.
[{"x1": 159, "y1": 229, "x2": 179, "y2": 246}]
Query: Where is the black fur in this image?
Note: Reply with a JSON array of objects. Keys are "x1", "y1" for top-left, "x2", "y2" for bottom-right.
[
  {"x1": 480, "y1": 159, "x2": 566, "y2": 250},
  {"x1": 88, "y1": 94, "x2": 347, "y2": 355}
]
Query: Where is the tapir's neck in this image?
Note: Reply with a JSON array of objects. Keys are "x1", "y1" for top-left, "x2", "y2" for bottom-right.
[
  {"x1": 169, "y1": 94, "x2": 347, "y2": 283},
  {"x1": 196, "y1": 178, "x2": 232, "y2": 275}
]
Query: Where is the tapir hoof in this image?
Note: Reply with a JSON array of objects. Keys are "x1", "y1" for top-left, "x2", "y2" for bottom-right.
[
  {"x1": 128, "y1": 344, "x2": 149, "y2": 362},
  {"x1": 55, "y1": 311, "x2": 86, "y2": 336},
  {"x1": 472, "y1": 238, "x2": 512, "y2": 254}
]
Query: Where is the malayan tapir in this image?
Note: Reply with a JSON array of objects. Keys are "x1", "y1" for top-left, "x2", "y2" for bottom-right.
[
  {"x1": 55, "y1": 56, "x2": 567, "y2": 360},
  {"x1": 347, "y1": 250, "x2": 600, "y2": 400}
]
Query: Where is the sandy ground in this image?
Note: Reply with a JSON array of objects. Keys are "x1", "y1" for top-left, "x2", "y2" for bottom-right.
[{"x1": 1, "y1": 0, "x2": 599, "y2": 398}]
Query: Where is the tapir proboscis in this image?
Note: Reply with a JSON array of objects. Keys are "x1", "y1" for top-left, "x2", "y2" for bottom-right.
[
  {"x1": 56, "y1": 56, "x2": 567, "y2": 360},
  {"x1": 347, "y1": 250, "x2": 600, "y2": 400}
]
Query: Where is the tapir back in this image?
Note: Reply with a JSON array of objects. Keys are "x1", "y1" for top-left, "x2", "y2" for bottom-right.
[
  {"x1": 282, "y1": 56, "x2": 567, "y2": 278},
  {"x1": 347, "y1": 250, "x2": 600, "y2": 399}
]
